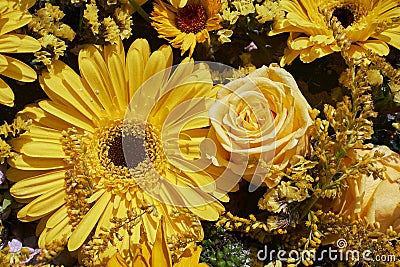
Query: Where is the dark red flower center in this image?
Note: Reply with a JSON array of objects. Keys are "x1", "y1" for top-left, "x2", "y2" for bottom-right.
[
  {"x1": 332, "y1": 7, "x2": 355, "y2": 28},
  {"x1": 175, "y1": 4, "x2": 207, "y2": 34},
  {"x1": 108, "y1": 134, "x2": 146, "y2": 168}
]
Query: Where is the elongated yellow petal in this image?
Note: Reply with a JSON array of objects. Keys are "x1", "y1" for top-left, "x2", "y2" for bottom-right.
[
  {"x1": 0, "y1": 10, "x2": 31, "y2": 35},
  {"x1": 0, "y1": 77, "x2": 14, "y2": 106},
  {"x1": 104, "y1": 41, "x2": 127, "y2": 111},
  {"x1": 18, "y1": 187, "x2": 65, "y2": 220},
  {"x1": 38, "y1": 100, "x2": 95, "y2": 132},
  {"x1": 24, "y1": 125, "x2": 63, "y2": 142},
  {"x1": 68, "y1": 191, "x2": 111, "y2": 251},
  {"x1": 0, "y1": 34, "x2": 40, "y2": 53},
  {"x1": 358, "y1": 40, "x2": 390, "y2": 56},
  {"x1": 94, "y1": 199, "x2": 114, "y2": 236},
  {"x1": 8, "y1": 154, "x2": 68, "y2": 170},
  {"x1": 18, "y1": 105, "x2": 52, "y2": 126},
  {"x1": 126, "y1": 39, "x2": 150, "y2": 98},
  {"x1": 46, "y1": 205, "x2": 69, "y2": 229},
  {"x1": 10, "y1": 170, "x2": 65, "y2": 200},
  {"x1": 79, "y1": 46, "x2": 117, "y2": 116},
  {"x1": 41, "y1": 61, "x2": 102, "y2": 121},
  {"x1": 107, "y1": 252, "x2": 129, "y2": 267},
  {"x1": 9, "y1": 139, "x2": 65, "y2": 158},
  {"x1": 6, "y1": 168, "x2": 48, "y2": 182},
  {"x1": 45, "y1": 216, "x2": 73, "y2": 244},
  {"x1": 0, "y1": 54, "x2": 36, "y2": 82},
  {"x1": 151, "y1": 218, "x2": 172, "y2": 267}
]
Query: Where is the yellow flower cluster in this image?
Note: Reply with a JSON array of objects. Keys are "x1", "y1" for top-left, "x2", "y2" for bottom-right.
[
  {"x1": 0, "y1": 117, "x2": 31, "y2": 164},
  {"x1": 83, "y1": 0, "x2": 137, "y2": 44},
  {"x1": 220, "y1": 0, "x2": 283, "y2": 25},
  {"x1": 29, "y1": 3, "x2": 76, "y2": 66}
]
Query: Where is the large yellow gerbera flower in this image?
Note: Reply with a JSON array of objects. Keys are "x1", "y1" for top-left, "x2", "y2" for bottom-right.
[
  {"x1": 269, "y1": 0, "x2": 400, "y2": 65},
  {"x1": 0, "y1": 0, "x2": 40, "y2": 106},
  {"x1": 7, "y1": 39, "x2": 228, "y2": 265},
  {"x1": 151, "y1": 0, "x2": 222, "y2": 56}
]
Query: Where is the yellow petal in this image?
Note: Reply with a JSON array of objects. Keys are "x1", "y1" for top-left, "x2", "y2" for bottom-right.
[
  {"x1": 38, "y1": 100, "x2": 95, "y2": 132},
  {"x1": 126, "y1": 39, "x2": 150, "y2": 98},
  {"x1": 18, "y1": 187, "x2": 65, "y2": 220},
  {"x1": 290, "y1": 37, "x2": 312, "y2": 50},
  {"x1": 107, "y1": 252, "x2": 129, "y2": 267},
  {"x1": 0, "y1": 34, "x2": 40, "y2": 53},
  {"x1": 8, "y1": 154, "x2": 68, "y2": 170},
  {"x1": 104, "y1": 41, "x2": 127, "y2": 111},
  {"x1": 174, "y1": 246, "x2": 206, "y2": 266},
  {"x1": 41, "y1": 61, "x2": 102, "y2": 121},
  {"x1": 68, "y1": 191, "x2": 111, "y2": 251},
  {"x1": 151, "y1": 218, "x2": 172, "y2": 267},
  {"x1": 374, "y1": 27, "x2": 400, "y2": 50},
  {"x1": 357, "y1": 40, "x2": 390, "y2": 56},
  {"x1": 9, "y1": 138, "x2": 65, "y2": 158},
  {"x1": 143, "y1": 49, "x2": 169, "y2": 83},
  {"x1": 46, "y1": 205, "x2": 69, "y2": 229},
  {"x1": 0, "y1": 77, "x2": 14, "y2": 106},
  {"x1": 79, "y1": 45, "x2": 117, "y2": 116},
  {"x1": 18, "y1": 104, "x2": 72, "y2": 130},
  {"x1": 169, "y1": 0, "x2": 187, "y2": 8},
  {"x1": 0, "y1": 10, "x2": 31, "y2": 35},
  {"x1": 44, "y1": 216, "x2": 73, "y2": 244},
  {"x1": 10, "y1": 170, "x2": 65, "y2": 200},
  {"x1": 6, "y1": 168, "x2": 48, "y2": 182},
  {"x1": 0, "y1": 54, "x2": 36, "y2": 82},
  {"x1": 94, "y1": 199, "x2": 114, "y2": 236},
  {"x1": 24, "y1": 125, "x2": 63, "y2": 142}
]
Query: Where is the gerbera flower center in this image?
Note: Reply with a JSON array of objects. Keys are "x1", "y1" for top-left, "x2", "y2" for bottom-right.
[
  {"x1": 108, "y1": 134, "x2": 146, "y2": 168},
  {"x1": 175, "y1": 4, "x2": 207, "y2": 34},
  {"x1": 332, "y1": 7, "x2": 355, "y2": 28}
]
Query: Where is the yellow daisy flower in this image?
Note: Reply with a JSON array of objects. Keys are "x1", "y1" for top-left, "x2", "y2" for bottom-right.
[
  {"x1": 0, "y1": 0, "x2": 40, "y2": 106},
  {"x1": 8, "y1": 39, "x2": 228, "y2": 264},
  {"x1": 269, "y1": 0, "x2": 400, "y2": 65},
  {"x1": 151, "y1": 0, "x2": 222, "y2": 56}
]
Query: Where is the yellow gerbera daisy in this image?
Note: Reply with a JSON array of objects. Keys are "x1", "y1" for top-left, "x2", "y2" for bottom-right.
[
  {"x1": 7, "y1": 39, "x2": 228, "y2": 265},
  {"x1": 0, "y1": 0, "x2": 41, "y2": 106},
  {"x1": 269, "y1": 0, "x2": 400, "y2": 65},
  {"x1": 151, "y1": 0, "x2": 222, "y2": 56}
]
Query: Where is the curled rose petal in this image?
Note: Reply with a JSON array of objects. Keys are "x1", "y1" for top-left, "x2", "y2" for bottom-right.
[{"x1": 207, "y1": 63, "x2": 312, "y2": 189}]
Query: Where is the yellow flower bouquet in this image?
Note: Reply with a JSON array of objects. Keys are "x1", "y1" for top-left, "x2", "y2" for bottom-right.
[{"x1": 0, "y1": 0, "x2": 399, "y2": 266}]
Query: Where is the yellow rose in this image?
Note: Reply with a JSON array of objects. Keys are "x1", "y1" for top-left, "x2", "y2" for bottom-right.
[
  {"x1": 331, "y1": 146, "x2": 400, "y2": 231},
  {"x1": 205, "y1": 64, "x2": 312, "y2": 189}
]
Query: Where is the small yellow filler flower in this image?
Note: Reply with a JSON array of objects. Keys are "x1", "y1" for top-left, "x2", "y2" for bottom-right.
[
  {"x1": 270, "y1": 0, "x2": 400, "y2": 65},
  {"x1": 0, "y1": 0, "x2": 40, "y2": 106},
  {"x1": 8, "y1": 38, "x2": 228, "y2": 265},
  {"x1": 151, "y1": 0, "x2": 222, "y2": 56}
]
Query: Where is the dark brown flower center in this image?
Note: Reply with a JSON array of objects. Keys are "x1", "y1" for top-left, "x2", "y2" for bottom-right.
[
  {"x1": 332, "y1": 7, "x2": 354, "y2": 28},
  {"x1": 108, "y1": 134, "x2": 146, "y2": 168},
  {"x1": 175, "y1": 4, "x2": 207, "y2": 33}
]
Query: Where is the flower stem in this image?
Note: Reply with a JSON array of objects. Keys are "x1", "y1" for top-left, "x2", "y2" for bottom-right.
[{"x1": 129, "y1": 0, "x2": 151, "y2": 23}]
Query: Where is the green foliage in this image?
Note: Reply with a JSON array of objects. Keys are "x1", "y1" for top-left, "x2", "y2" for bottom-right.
[{"x1": 200, "y1": 224, "x2": 252, "y2": 267}]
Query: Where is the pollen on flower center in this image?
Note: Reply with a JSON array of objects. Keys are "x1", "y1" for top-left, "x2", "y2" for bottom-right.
[
  {"x1": 175, "y1": 4, "x2": 207, "y2": 34},
  {"x1": 332, "y1": 7, "x2": 355, "y2": 28}
]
